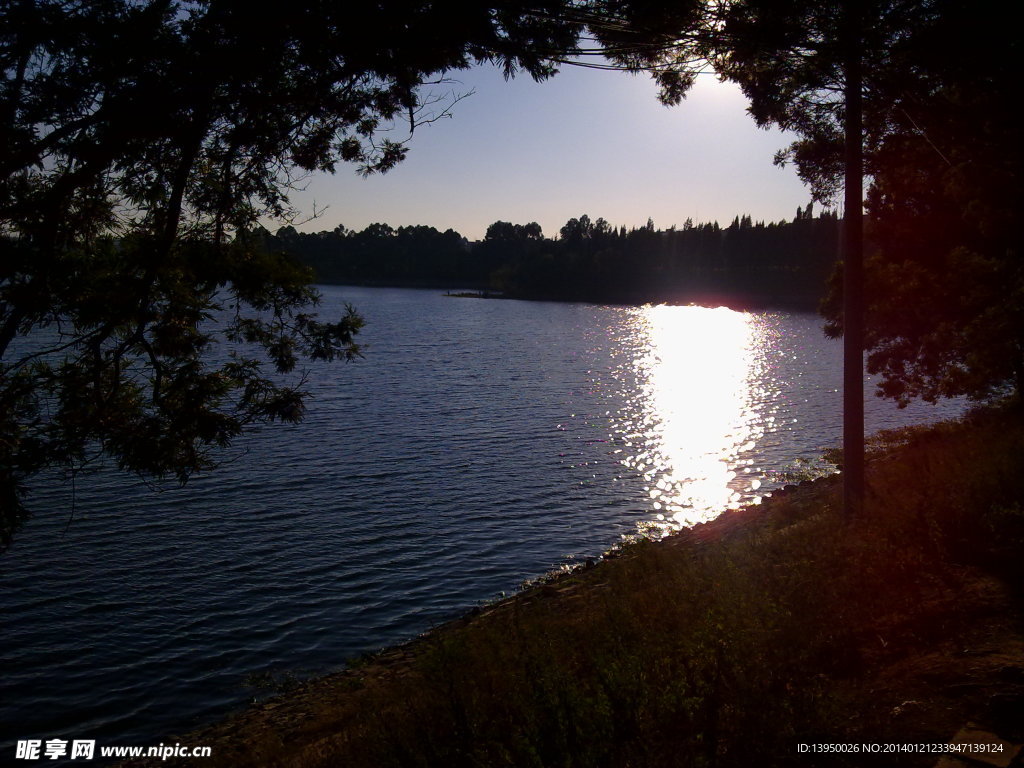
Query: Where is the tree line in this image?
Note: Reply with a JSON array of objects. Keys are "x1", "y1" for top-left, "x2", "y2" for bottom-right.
[{"x1": 259, "y1": 205, "x2": 840, "y2": 308}]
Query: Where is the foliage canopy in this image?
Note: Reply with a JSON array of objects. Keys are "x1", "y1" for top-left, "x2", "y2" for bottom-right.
[
  {"x1": 0, "y1": 0, "x2": 582, "y2": 545},
  {"x1": 823, "y1": 3, "x2": 1022, "y2": 405}
]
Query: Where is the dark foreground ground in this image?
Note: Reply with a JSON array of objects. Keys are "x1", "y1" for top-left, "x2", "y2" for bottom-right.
[{"x1": 128, "y1": 404, "x2": 1024, "y2": 768}]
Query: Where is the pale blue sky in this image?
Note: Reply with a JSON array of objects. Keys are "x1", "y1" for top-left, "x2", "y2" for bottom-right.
[{"x1": 291, "y1": 62, "x2": 817, "y2": 241}]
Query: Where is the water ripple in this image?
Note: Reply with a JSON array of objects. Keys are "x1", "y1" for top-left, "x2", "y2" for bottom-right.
[{"x1": 0, "y1": 287, "x2": 963, "y2": 762}]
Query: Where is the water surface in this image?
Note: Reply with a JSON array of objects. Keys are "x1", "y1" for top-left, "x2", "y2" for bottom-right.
[{"x1": 0, "y1": 286, "x2": 962, "y2": 758}]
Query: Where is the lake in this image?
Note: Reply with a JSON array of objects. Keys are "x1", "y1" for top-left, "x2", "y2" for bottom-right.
[{"x1": 0, "y1": 285, "x2": 963, "y2": 760}]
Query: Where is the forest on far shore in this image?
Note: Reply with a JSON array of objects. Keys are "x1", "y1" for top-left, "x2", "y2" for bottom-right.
[{"x1": 257, "y1": 206, "x2": 840, "y2": 308}]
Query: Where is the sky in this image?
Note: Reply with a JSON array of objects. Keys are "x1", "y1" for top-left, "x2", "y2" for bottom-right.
[{"x1": 290, "y1": 62, "x2": 817, "y2": 242}]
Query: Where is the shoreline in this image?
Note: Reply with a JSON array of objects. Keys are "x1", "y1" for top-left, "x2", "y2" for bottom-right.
[
  {"x1": 322, "y1": 280, "x2": 824, "y2": 314},
  {"x1": 126, "y1": 408, "x2": 1024, "y2": 767}
]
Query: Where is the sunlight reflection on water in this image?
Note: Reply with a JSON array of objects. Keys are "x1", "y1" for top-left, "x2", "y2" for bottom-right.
[
  {"x1": 1, "y1": 288, "x2": 966, "y2": 753},
  {"x1": 615, "y1": 304, "x2": 773, "y2": 533}
]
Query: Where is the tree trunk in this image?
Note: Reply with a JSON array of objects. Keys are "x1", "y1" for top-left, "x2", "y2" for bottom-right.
[{"x1": 842, "y1": 1, "x2": 865, "y2": 519}]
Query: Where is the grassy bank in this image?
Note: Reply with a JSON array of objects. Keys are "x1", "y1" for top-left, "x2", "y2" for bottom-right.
[{"x1": 132, "y1": 404, "x2": 1024, "y2": 768}]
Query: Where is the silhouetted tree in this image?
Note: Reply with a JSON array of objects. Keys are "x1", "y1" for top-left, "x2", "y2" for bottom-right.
[
  {"x1": 559, "y1": 214, "x2": 594, "y2": 242},
  {"x1": 0, "y1": 0, "x2": 583, "y2": 546},
  {"x1": 821, "y1": 2, "x2": 1021, "y2": 405}
]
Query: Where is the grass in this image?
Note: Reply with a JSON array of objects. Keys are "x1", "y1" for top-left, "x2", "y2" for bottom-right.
[{"x1": 130, "y1": 402, "x2": 1024, "y2": 768}]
